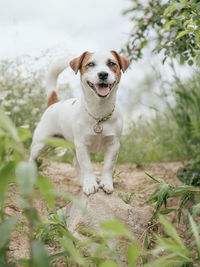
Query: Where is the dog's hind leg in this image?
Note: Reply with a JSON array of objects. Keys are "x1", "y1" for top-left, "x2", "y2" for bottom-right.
[
  {"x1": 29, "y1": 123, "x2": 53, "y2": 161},
  {"x1": 30, "y1": 142, "x2": 47, "y2": 161}
]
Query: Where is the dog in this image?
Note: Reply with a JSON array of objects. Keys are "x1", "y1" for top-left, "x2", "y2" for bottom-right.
[{"x1": 30, "y1": 51, "x2": 130, "y2": 195}]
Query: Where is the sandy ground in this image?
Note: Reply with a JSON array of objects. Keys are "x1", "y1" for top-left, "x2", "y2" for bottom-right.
[{"x1": 6, "y1": 160, "x2": 188, "y2": 265}]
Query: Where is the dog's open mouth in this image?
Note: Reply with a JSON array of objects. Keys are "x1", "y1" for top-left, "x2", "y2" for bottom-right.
[{"x1": 87, "y1": 81, "x2": 115, "y2": 97}]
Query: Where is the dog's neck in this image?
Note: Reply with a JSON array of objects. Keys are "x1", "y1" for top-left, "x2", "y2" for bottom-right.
[{"x1": 81, "y1": 86, "x2": 117, "y2": 120}]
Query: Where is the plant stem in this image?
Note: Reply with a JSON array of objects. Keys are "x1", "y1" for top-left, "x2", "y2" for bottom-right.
[{"x1": 29, "y1": 197, "x2": 34, "y2": 267}]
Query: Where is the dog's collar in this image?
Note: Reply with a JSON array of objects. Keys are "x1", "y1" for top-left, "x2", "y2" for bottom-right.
[{"x1": 85, "y1": 106, "x2": 115, "y2": 123}]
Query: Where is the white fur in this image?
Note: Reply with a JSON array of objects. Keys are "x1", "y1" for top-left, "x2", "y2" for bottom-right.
[{"x1": 30, "y1": 51, "x2": 124, "y2": 195}]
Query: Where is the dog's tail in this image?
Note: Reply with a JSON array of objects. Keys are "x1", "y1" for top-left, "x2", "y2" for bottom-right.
[{"x1": 46, "y1": 58, "x2": 68, "y2": 106}]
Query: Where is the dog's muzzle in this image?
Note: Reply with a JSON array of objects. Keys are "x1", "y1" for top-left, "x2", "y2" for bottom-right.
[{"x1": 87, "y1": 81, "x2": 115, "y2": 97}]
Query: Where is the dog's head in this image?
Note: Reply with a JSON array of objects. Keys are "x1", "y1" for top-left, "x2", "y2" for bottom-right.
[{"x1": 69, "y1": 51, "x2": 130, "y2": 98}]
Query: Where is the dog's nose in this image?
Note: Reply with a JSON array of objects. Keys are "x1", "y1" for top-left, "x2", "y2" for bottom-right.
[{"x1": 98, "y1": 72, "x2": 108, "y2": 80}]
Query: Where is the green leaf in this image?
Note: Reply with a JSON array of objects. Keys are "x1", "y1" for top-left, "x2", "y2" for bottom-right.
[
  {"x1": 184, "y1": 19, "x2": 193, "y2": 28},
  {"x1": 196, "y1": 31, "x2": 200, "y2": 45},
  {"x1": 155, "y1": 236, "x2": 191, "y2": 259},
  {"x1": 43, "y1": 137, "x2": 74, "y2": 149},
  {"x1": 56, "y1": 207, "x2": 67, "y2": 226},
  {"x1": 188, "y1": 214, "x2": 200, "y2": 257},
  {"x1": 176, "y1": 31, "x2": 188, "y2": 39},
  {"x1": 37, "y1": 175, "x2": 55, "y2": 209},
  {"x1": 18, "y1": 258, "x2": 29, "y2": 266},
  {"x1": 0, "y1": 261, "x2": 16, "y2": 267},
  {"x1": 31, "y1": 241, "x2": 51, "y2": 267},
  {"x1": 0, "y1": 110, "x2": 19, "y2": 141},
  {"x1": 0, "y1": 216, "x2": 19, "y2": 249},
  {"x1": 18, "y1": 127, "x2": 32, "y2": 142},
  {"x1": 163, "y1": 5, "x2": 176, "y2": 17},
  {"x1": 145, "y1": 188, "x2": 160, "y2": 204},
  {"x1": 60, "y1": 237, "x2": 85, "y2": 265},
  {"x1": 180, "y1": 54, "x2": 185, "y2": 65},
  {"x1": 159, "y1": 216, "x2": 184, "y2": 248},
  {"x1": 49, "y1": 251, "x2": 67, "y2": 263},
  {"x1": 145, "y1": 172, "x2": 165, "y2": 184},
  {"x1": 141, "y1": 183, "x2": 158, "y2": 193},
  {"x1": 188, "y1": 59, "x2": 194, "y2": 66},
  {"x1": 127, "y1": 243, "x2": 139, "y2": 267},
  {"x1": 159, "y1": 208, "x2": 176, "y2": 215},
  {"x1": 0, "y1": 161, "x2": 15, "y2": 200},
  {"x1": 170, "y1": 185, "x2": 199, "y2": 196},
  {"x1": 178, "y1": 192, "x2": 192, "y2": 223},
  {"x1": 142, "y1": 256, "x2": 147, "y2": 265},
  {"x1": 174, "y1": 2, "x2": 186, "y2": 11},
  {"x1": 50, "y1": 190, "x2": 87, "y2": 214},
  {"x1": 164, "y1": 20, "x2": 176, "y2": 28},
  {"x1": 16, "y1": 161, "x2": 37, "y2": 197},
  {"x1": 101, "y1": 260, "x2": 118, "y2": 267},
  {"x1": 187, "y1": 27, "x2": 195, "y2": 32},
  {"x1": 157, "y1": 184, "x2": 169, "y2": 210},
  {"x1": 197, "y1": 2, "x2": 200, "y2": 12},
  {"x1": 100, "y1": 220, "x2": 132, "y2": 238}
]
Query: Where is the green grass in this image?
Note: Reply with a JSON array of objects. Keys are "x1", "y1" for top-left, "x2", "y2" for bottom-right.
[{"x1": 118, "y1": 70, "x2": 200, "y2": 165}]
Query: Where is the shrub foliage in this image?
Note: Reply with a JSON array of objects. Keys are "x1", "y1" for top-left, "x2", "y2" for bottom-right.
[{"x1": 123, "y1": 0, "x2": 200, "y2": 66}]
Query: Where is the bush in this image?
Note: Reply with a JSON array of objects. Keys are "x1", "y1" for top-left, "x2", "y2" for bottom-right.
[
  {"x1": 123, "y1": 0, "x2": 200, "y2": 66},
  {"x1": 118, "y1": 69, "x2": 200, "y2": 165},
  {"x1": 0, "y1": 57, "x2": 72, "y2": 133},
  {"x1": 0, "y1": 59, "x2": 46, "y2": 132},
  {"x1": 177, "y1": 160, "x2": 200, "y2": 186}
]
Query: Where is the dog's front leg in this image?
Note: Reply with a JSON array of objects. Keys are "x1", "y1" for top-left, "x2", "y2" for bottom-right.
[
  {"x1": 75, "y1": 144, "x2": 98, "y2": 195},
  {"x1": 100, "y1": 137, "x2": 120, "y2": 194}
]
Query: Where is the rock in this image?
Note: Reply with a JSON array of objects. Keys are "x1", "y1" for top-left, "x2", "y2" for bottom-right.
[{"x1": 66, "y1": 190, "x2": 151, "y2": 241}]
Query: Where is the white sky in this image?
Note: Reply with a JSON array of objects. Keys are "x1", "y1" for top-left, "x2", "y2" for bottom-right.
[
  {"x1": 0, "y1": 0, "x2": 193, "y2": 120},
  {"x1": 0, "y1": 0, "x2": 133, "y2": 58}
]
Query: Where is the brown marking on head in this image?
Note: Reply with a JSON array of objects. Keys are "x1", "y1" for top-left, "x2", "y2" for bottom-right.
[
  {"x1": 69, "y1": 51, "x2": 92, "y2": 75},
  {"x1": 110, "y1": 50, "x2": 130, "y2": 73},
  {"x1": 47, "y1": 91, "x2": 58, "y2": 107},
  {"x1": 106, "y1": 58, "x2": 122, "y2": 82}
]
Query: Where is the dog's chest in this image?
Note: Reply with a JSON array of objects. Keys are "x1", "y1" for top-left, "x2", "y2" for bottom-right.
[{"x1": 85, "y1": 134, "x2": 114, "y2": 152}]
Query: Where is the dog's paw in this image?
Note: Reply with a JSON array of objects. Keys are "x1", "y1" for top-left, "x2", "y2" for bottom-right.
[
  {"x1": 83, "y1": 180, "x2": 98, "y2": 195},
  {"x1": 99, "y1": 180, "x2": 113, "y2": 194}
]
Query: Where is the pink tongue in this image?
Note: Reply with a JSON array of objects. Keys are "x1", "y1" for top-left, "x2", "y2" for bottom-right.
[{"x1": 95, "y1": 86, "x2": 110, "y2": 96}]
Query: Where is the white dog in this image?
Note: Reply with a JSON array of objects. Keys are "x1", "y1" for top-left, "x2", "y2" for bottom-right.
[{"x1": 30, "y1": 51, "x2": 130, "y2": 195}]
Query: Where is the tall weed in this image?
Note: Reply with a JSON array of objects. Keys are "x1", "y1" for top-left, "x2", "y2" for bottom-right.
[
  {"x1": 119, "y1": 69, "x2": 200, "y2": 164},
  {"x1": 0, "y1": 58, "x2": 72, "y2": 132}
]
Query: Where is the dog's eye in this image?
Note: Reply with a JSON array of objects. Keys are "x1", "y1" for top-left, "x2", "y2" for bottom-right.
[
  {"x1": 87, "y1": 62, "x2": 95, "y2": 67},
  {"x1": 108, "y1": 61, "x2": 116, "y2": 67}
]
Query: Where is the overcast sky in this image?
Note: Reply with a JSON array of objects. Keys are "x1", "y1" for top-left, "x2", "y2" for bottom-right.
[
  {"x1": 0, "y1": 0, "x2": 193, "y2": 119},
  {"x1": 0, "y1": 0, "x2": 133, "y2": 58}
]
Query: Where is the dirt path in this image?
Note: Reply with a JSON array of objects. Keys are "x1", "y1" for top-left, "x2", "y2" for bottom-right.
[{"x1": 7, "y1": 161, "x2": 187, "y2": 263}]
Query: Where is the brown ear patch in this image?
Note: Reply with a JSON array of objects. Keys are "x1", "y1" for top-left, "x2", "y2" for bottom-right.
[
  {"x1": 69, "y1": 51, "x2": 92, "y2": 74},
  {"x1": 48, "y1": 91, "x2": 58, "y2": 107},
  {"x1": 79, "y1": 52, "x2": 93, "y2": 75},
  {"x1": 106, "y1": 58, "x2": 121, "y2": 82},
  {"x1": 110, "y1": 50, "x2": 130, "y2": 73}
]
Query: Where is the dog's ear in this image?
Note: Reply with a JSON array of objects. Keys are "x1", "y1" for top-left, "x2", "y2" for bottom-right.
[
  {"x1": 110, "y1": 50, "x2": 130, "y2": 73},
  {"x1": 69, "y1": 51, "x2": 89, "y2": 74}
]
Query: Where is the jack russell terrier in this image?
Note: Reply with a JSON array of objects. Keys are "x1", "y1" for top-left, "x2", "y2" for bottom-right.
[{"x1": 30, "y1": 51, "x2": 130, "y2": 195}]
